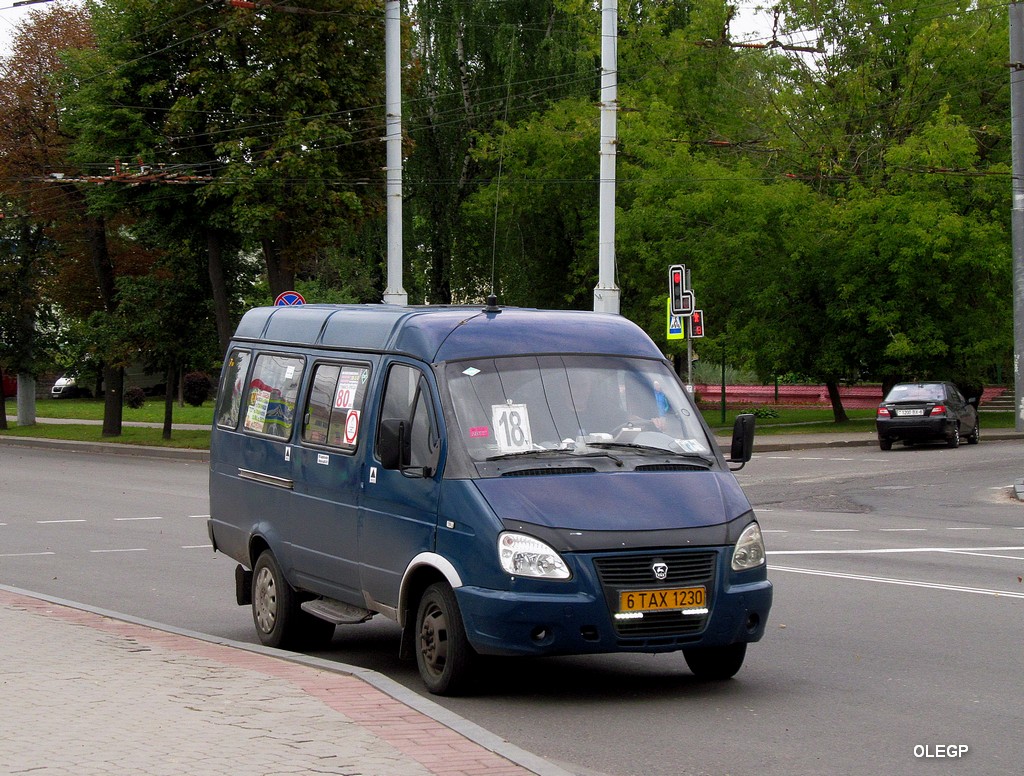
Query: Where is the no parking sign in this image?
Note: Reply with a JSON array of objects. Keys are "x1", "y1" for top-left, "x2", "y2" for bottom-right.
[{"x1": 274, "y1": 291, "x2": 306, "y2": 306}]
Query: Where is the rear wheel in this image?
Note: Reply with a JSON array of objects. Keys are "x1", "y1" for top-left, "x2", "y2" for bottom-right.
[
  {"x1": 967, "y1": 419, "x2": 980, "y2": 445},
  {"x1": 879, "y1": 438, "x2": 892, "y2": 451},
  {"x1": 415, "y1": 582, "x2": 477, "y2": 695},
  {"x1": 946, "y1": 425, "x2": 960, "y2": 448},
  {"x1": 684, "y1": 643, "x2": 747, "y2": 680},
  {"x1": 252, "y1": 551, "x2": 334, "y2": 650}
]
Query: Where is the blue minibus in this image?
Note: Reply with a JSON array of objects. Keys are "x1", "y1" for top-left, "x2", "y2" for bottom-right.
[{"x1": 208, "y1": 303, "x2": 772, "y2": 694}]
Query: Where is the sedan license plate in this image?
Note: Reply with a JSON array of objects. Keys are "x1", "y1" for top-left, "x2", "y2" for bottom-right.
[
  {"x1": 895, "y1": 408, "x2": 925, "y2": 416},
  {"x1": 619, "y1": 587, "x2": 706, "y2": 613}
]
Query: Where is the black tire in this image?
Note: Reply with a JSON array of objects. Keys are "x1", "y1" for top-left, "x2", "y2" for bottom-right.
[
  {"x1": 879, "y1": 438, "x2": 892, "y2": 451},
  {"x1": 683, "y1": 643, "x2": 747, "y2": 680},
  {"x1": 415, "y1": 582, "x2": 477, "y2": 695},
  {"x1": 946, "y1": 425, "x2": 960, "y2": 448},
  {"x1": 967, "y1": 419, "x2": 980, "y2": 445},
  {"x1": 251, "y1": 551, "x2": 334, "y2": 650}
]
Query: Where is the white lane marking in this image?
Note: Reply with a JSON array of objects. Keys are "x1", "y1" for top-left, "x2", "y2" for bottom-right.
[
  {"x1": 942, "y1": 550, "x2": 1024, "y2": 561},
  {"x1": 37, "y1": 519, "x2": 86, "y2": 524},
  {"x1": 945, "y1": 526, "x2": 991, "y2": 531},
  {"x1": 762, "y1": 529, "x2": 788, "y2": 534},
  {"x1": 771, "y1": 565, "x2": 1024, "y2": 599},
  {"x1": 114, "y1": 517, "x2": 163, "y2": 522},
  {"x1": 188, "y1": 514, "x2": 210, "y2": 519},
  {"x1": 89, "y1": 548, "x2": 147, "y2": 554},
  {"x1": 880, "y1": 528, "x2": 927, "y2": 532},
  {"x1": 181, "y1": 544, "x2": 213, "y2": 549},
  {"x1": 811, "y1": 528, "x2": 859, "y2": 532},
  {"x1": 770, "y1": 546, "x2": 1024, "y2": 556},
  {"x1": 0, "y1": 552, "x2": 56, "y2": 558}
]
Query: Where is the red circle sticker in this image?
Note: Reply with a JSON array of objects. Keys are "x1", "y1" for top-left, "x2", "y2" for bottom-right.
[{"x1": 344, "y1": 410, "x2": 360, "y2": 445}]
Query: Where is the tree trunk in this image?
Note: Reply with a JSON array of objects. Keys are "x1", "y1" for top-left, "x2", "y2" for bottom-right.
[
  {"x1": 262, "y1": 237, "x2": 295, "y2": 299},
  {"x1": 62, "y1": 183, "x2": 122, "y2": 435},
  {"x1": 0, "y1": 366, "x2": 8, "y2": 430},
  {"x1": 102, "y1": 364, "x2": 124, "y2": 437},
  {"x1": 162, "y1": 363, "x2": 175, "y2": 440},
  {"x1": 207, "y1": 228, "x2": 233, "y2": 356},
  {"x1": 826, "y1": 379, "x2": 849, "y2": 423}
]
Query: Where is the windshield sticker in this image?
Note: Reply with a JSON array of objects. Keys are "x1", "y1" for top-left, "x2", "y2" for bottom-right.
[
  {"x1": 462, "y1": 366, "x2": 481, "y2": 377},
  {"x1": 492, "y1": 403, "x2": 533, "y2": 454},
  {"x1": 676, "y1": 438, "x2": 710, "y2": 454},
  {"x1": 334, "y1": 367, "x2": 362, "y2": 409},
  {"x1": 469, "y1": 426, "x2": 489, "y2": 438}
]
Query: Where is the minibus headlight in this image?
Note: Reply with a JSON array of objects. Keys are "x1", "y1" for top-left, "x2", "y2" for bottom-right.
[
  {"x1": 498, "y1": 532, "x2": 571, "y2": 579},
  {"x1": 731, "y1": 522, "x2": 766, "y2": 571}
]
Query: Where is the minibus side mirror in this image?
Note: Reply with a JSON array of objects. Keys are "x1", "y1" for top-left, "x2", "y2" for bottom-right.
[
  {"x1": 727, "y1": 413, "x2": 755, "y2": 471},
  {"x1": 379, "y1": 418, "x2": 410, "y2": 470}
]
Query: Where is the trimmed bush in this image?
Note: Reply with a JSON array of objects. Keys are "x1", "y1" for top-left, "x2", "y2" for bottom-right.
[
  {"x1": 124, "y1": 386, "x2": 146, "y2": 409},
  {"x1": 183, "y1": 371, "x2": 213, "y2": 407}
]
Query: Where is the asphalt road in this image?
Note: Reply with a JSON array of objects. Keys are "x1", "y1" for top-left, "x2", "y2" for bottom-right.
[{"x1": 2, "y1": 440, "x2": 1023, "y2": 775}]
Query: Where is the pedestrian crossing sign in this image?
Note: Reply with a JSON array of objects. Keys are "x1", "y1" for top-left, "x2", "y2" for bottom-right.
[{"x1": 667, "y1": 299, "x2": 685, "y2": 341}]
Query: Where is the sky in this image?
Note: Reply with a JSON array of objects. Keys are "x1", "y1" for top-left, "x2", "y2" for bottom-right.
[{"x1": 0, "y1": 1, "x2": 782, "y2": 58}]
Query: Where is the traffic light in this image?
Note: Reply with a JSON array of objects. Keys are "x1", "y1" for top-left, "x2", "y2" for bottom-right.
[
  {"x1": 690, "y1": 309, "x2": 705, "y2": 338},
  {"x1": 669, "y1": 264, "x2": 692, "y2": 315}
]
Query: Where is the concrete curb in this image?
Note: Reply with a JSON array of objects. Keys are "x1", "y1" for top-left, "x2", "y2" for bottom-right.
[{"x1": 0, "y1": 433, "x2": 209, "y2": 461}]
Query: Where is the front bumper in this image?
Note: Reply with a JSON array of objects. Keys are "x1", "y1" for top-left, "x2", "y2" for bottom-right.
[{"x1": 455, "y1": 551, "x2": 772, "y2": 657}]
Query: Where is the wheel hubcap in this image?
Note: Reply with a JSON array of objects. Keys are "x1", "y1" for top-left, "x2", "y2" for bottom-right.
[
  {"x1": 419, "y1": 603, "x2": 448, "y2": 677},
  {"x1": 254, "y1": 567, "x2": 278, "y2": 634}
]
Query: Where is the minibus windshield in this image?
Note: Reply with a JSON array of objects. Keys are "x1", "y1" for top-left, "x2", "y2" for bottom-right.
[{"x1": 444, "y1": 355, "x2": 713, "y2": 464}]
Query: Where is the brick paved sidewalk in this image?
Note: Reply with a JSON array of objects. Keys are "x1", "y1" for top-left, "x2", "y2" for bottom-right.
[{"x1": 0, "y1": 588, "x2": 570, "y2": 776}]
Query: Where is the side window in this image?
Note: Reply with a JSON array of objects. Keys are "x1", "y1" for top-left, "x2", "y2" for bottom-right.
[
  {"x1": 242, "y1": 354, "x2": 304, "y2": 439},
  {"x1": 302, "y1": 362, "x2": 371, "y2": 452},
  {"x1": 215, "y1": 348, "x2": 250, "y2": 429},
  {"x1": 378, "y1": 364, "x2": 439, "y2": 470}
]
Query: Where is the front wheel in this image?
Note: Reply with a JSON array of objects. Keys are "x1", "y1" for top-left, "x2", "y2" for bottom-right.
[
  {"x1": 415, "y1": 582, "x2": 477, "y2": 695},
  {"x1": 684, "y1": 643, "x2": 747, "y2": 680}
]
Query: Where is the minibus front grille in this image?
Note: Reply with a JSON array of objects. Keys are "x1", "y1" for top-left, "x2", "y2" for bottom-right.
[
  {"x1": 593, "y1": 551, "x2": 716, "y2": 585},
  {"x1": 501, "y1": 467, "x2": 596, "y2": 477},
  {"x1": 593, "y1": 551, "x2": 717, "y2": 638}
]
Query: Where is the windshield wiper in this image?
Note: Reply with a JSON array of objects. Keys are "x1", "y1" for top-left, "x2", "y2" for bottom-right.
[
  {"x1": 586, "y1": 442, "x2": 715, "y2": 467},
  {"x1": 485, "y1": 448, "x2": 624, "y2": 466}
]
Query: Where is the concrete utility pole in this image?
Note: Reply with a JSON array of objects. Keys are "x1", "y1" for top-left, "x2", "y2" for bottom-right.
[
  {"x1": 594, "y1": 0, "x2": 620, "y2": 314},
  {"x1": 382, "y1": 0, "x2": 407, "y2": 305},
  {"x1": 1011, "y1": 3, "x2": 1024, "y2": 430}
]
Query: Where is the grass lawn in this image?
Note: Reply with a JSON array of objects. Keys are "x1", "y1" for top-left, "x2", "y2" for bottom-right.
[
  {"x1": 25, "y1": 397, "x2": 214, "y2": 425},
  {"x1": 1, "y1": 397, "x2": 212, "y2": 448}
]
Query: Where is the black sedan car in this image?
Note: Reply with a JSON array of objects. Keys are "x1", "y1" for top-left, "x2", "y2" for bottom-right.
[{"x1": 876, "y1": 382, "x2": 980, "y2": 450}]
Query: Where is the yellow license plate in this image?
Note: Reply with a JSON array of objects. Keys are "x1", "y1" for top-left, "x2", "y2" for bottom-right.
[{"x1": 619, "y1": 587, "x2": 706, "y2": 613}]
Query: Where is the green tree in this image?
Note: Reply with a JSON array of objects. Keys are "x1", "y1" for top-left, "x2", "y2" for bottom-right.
[
  {"x1": 406, "y1": 0, "x2": 594, "y2": 303},
  {"x1": 0, "y1": 2, "x2": 94, "y2": 425}
]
